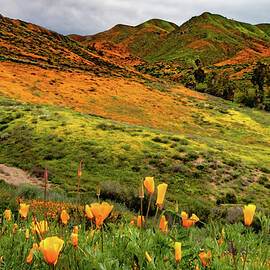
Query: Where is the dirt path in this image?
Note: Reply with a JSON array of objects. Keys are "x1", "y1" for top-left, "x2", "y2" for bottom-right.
[{"x1": 0, "y1": 164, "x2": 49, "y2": 188}]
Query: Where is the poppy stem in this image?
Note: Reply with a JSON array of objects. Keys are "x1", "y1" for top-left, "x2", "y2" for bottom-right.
[
  {"x1": 140, "y1": 198, "x2": 143, "y2": 229},
  {"x1": 44, "y1": 166, "x2": 47, "y2": 219},
  {"x1": 101, "y1": 225, "x2": 104, "y2": 253},
  {"x1": 146, "y1": 193, "x2": 152, "y2": 221},
  {"x1": 153, "y1": 206, "x2": 159, "y2": 230},
  {"x1": 76, "y1": 175, "x2": 81, "y2": 206}
]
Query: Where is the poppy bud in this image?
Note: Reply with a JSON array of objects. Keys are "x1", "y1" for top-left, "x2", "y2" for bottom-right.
[
  {"x1": 144, "y1": 177, "x2": 155, "y2": 194},
  {"x1": 243, "y1": 204, "x2": 256, "y2": 226},
  {"x1": 175, "y1": 242, "x2": 181, "y2": 262},
  {"x1": 156, "y1": 183, "x2": 168, "y2": 208}
]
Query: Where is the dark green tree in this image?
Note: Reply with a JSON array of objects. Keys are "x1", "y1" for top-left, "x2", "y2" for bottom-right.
[
  {"x1": 195, "y1": 59, "x2": 201, "y2": 67},
  {"x1": 251, "y1": 62, "x2": 268, "y2": 104},
  {"x1": 263, "y1": 90, "x2": 270, "y2": 111},
  {"x1": 194, "y1": 67, "x2": 205, "y2": 83}
]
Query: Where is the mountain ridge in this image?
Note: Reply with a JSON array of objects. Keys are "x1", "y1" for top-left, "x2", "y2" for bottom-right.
[{"x1": 79, "y1": 12, "x2": 270, "y2": 66}]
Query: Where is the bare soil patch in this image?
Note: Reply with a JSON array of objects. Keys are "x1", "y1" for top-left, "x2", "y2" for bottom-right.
[{"x1": 0, "y1": 164, "x2": 49, "y2": 188}]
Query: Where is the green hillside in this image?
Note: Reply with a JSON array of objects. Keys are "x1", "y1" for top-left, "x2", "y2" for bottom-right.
[
  {"x1": 136, "y1": 19, "x2": 178, "y2": 32},
  {"x1": 86, "y1": 12, "x2": 270, "y2": 66},
  {"x1": 143, "y1": 12, "x2": 270, "y2": 65},
  {"x1": 87, "y1": 19, "x2": 178, "y2": 57},
  {"x1": 257, "y1": 23, "x2": 270, "y2": 36},
  {"x1": 1, "y1": 93, "x2": 270, "y2": 213}
]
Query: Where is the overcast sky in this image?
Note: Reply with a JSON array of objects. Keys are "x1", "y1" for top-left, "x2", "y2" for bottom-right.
[{"x1": 0, "y1": 0, "x2": 269, "y2": 36}]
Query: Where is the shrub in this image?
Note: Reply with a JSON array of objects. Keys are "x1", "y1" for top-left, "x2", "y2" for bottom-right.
[
  {"x1": 234, "y1": 88, "x2": 257, "y2": 107},
  {"x1": 152, "y1": 136, "x2": 169, "y2": 144},
  {"x1": 100, "y1": 181, "x2": 141, "y2": 211},
  {"x1": 184, "y1": 198, "x2": 211, "y2": 224},
  {"x1": 195, "y1": 82, "x2": 207, "y2": 93},
  {"x1": 16, "y1": 184, "x2": 43, "y2": 200},
  {"x1": 258, "y1": 174, "x2": 268, "y2": 185}
]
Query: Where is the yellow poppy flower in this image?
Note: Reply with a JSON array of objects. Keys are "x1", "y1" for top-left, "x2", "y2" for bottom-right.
[
  {"x1": 175, "y1": 242, "x2": 181, "y2": 262},
  {"x1": 85, "y1": 205, "x2": 94, "y2": 220},
  {"x1": 4, "y1": 209, "x2": 11, "y2": 222},
  {"x1": 156, "y1": 183, "x2": 168, "y2": 208},
  {"x1": 39, "y1": 236, "x2": 64, "y2": 265},
  {"x1": 243, "y1": 204, "x2": 256, "y2": 226},
  {"x1": 90, "y1": 202, "x2": 113, "y2": 229},
  {"x1": 60, "y1": 210, "x2": 70, "y2": 225},
  {"x1": 144, "y1": 177, "x2": 155, "y2": 194},
  {"x1": 19, "y1": 203, "x2": 30, "y2": 219}
]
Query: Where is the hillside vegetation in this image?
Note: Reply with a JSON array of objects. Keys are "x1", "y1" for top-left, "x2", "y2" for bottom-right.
[
  {"x1": 0, "y1": 12, "x2": 270, "y2": 214},
  {"x1": 85, "y1": 12, "x2": 270, "y2": 66},
  {"x1": 1, "y1": 93, "x2": 270, "y2": 215},
  {"x1": 0, "y1": 13, "x2": 141, "y2": 78}
]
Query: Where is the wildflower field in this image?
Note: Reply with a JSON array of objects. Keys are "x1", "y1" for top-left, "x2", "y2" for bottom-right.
[{"x1": 0, "y1": 175, "x2": 269, "y2": 270}]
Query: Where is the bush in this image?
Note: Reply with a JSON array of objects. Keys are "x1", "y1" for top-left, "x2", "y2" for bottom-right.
[
  {"x1": 152, "y1": 136, "x2": 169, "y2": 144},
  {"x1": 195, "y1": 83, "x2": 207, "y2": 93},
  {"x1": 100, "y1": 181, "x2": 139, "y2": 210},
  {"x1": 184, "y1": 198, "x2": 211, "y2": 224},
  {"x1": 234, "y1": 88, "x2": 257, "y2": 107},
  {"x1": 258, "y1": 174, "x2": 268, "y2": 185},
  {"x1": 218, "y1": 192, "x2": 237, "y2": 204},
  {"x1": 16, "y1": 184, "x2": 43, "y2": 200}
]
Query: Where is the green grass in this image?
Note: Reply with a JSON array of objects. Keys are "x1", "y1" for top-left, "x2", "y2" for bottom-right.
[{"x1": 0, "y1": 182, "x2": 269, "y2": 269}]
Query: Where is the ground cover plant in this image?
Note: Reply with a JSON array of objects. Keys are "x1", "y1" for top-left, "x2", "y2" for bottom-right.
[{"x1": 0, "y1": 177, "x2": 269, "y2": 270}]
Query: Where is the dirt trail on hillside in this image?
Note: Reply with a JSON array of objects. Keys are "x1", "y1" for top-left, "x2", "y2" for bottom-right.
[{"x1": 0, "y1": 164, "x2": 49, "y2": 188}]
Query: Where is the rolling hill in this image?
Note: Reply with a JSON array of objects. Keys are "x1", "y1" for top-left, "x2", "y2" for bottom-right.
[
  {"x1": 0, "y1": 13, "x2": 142, "y2": 77},
  {"x1": 83, "y1": 12, "x2": 270, "y2": 66},
  {"x1": 0, "y1": 12, "x2": 269, "y2": 211}
]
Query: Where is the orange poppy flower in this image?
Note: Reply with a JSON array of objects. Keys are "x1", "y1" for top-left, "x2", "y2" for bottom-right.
[
  {"x1": 159, "y1": 215, "x2": 168, "y2": 233},
  {"x1": 78, "y1": 160, "x2": 82, "y2": 178},
  {"x1": 243, "y1": 204, "x2": 256, "y2": 226},
  {"x1": 218, "y1": 237, "x2": 223, "y2": 245},
  {"x1": 85, "y1": 205, "x2": 94, "y2": 220},
  {"x1": 90, "y1": 229, "x2": 95, "y2": 238},
  {"x1": 32, "y1": 220, "x2": 49, "y2": 235},
  {"x1": 137, "y1": 216, "x2": 144, "y2": 228},
  {"x1": 71, "y1": 233, "x2": 78, "y2": 247},
  {"x1": 145, "y1": 251, "x2": 152, "y2": 263},
  {"x1": 25, "y1": 229, "x2": 30, "y2": 239},
  {"x1": 97, "y1": 185, "x2": 101, "y2": 197},
  {"x1": 39, "y1": 236, "x2": 64, "y2": 265},
  {"x1": 90, "y1": 202, "x2": 114, "y2": 229},
  {"x1": 33, "y1": 243, "x2": 39, "y2": 251},
  {"x1": 73, "y1": 226, "x2": 79, "y2": 234},
  {"x1": 26, "y1": 249, "x2": 33, "y2": 264},
  {"x1": 144, "y1": 177, "x2": 155, "y2": 194},
  {"x1": 19, "y1": 203, "x2": 30, "y2": 219},
  {"x1": 60, "y1": 210, "x2": 70, "y2": 225},
  {"x1": 175, "y1": 242, "x2": 181, "y2": 262},
  {"x1": 181, "y1": 212, "x2": 199, "y2": 227},
  {"x1": 4, "y1": 209, "x2": 11, "y2": 222},
  {"x1": 156, "y1": 183, "x2": 168, "y2": 208},
  {"x1": 199, "y1": 251, "x2": 212, "y2": 267}
]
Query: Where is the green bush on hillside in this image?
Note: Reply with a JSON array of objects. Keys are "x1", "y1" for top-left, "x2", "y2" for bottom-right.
[{"x1": 234, "y1": 88, "x2": 257, "y2": 107}]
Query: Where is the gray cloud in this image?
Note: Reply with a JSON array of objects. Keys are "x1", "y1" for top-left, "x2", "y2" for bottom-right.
[{"x1": 0, "y1": 0, "x2": 269, "y2": 35}]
